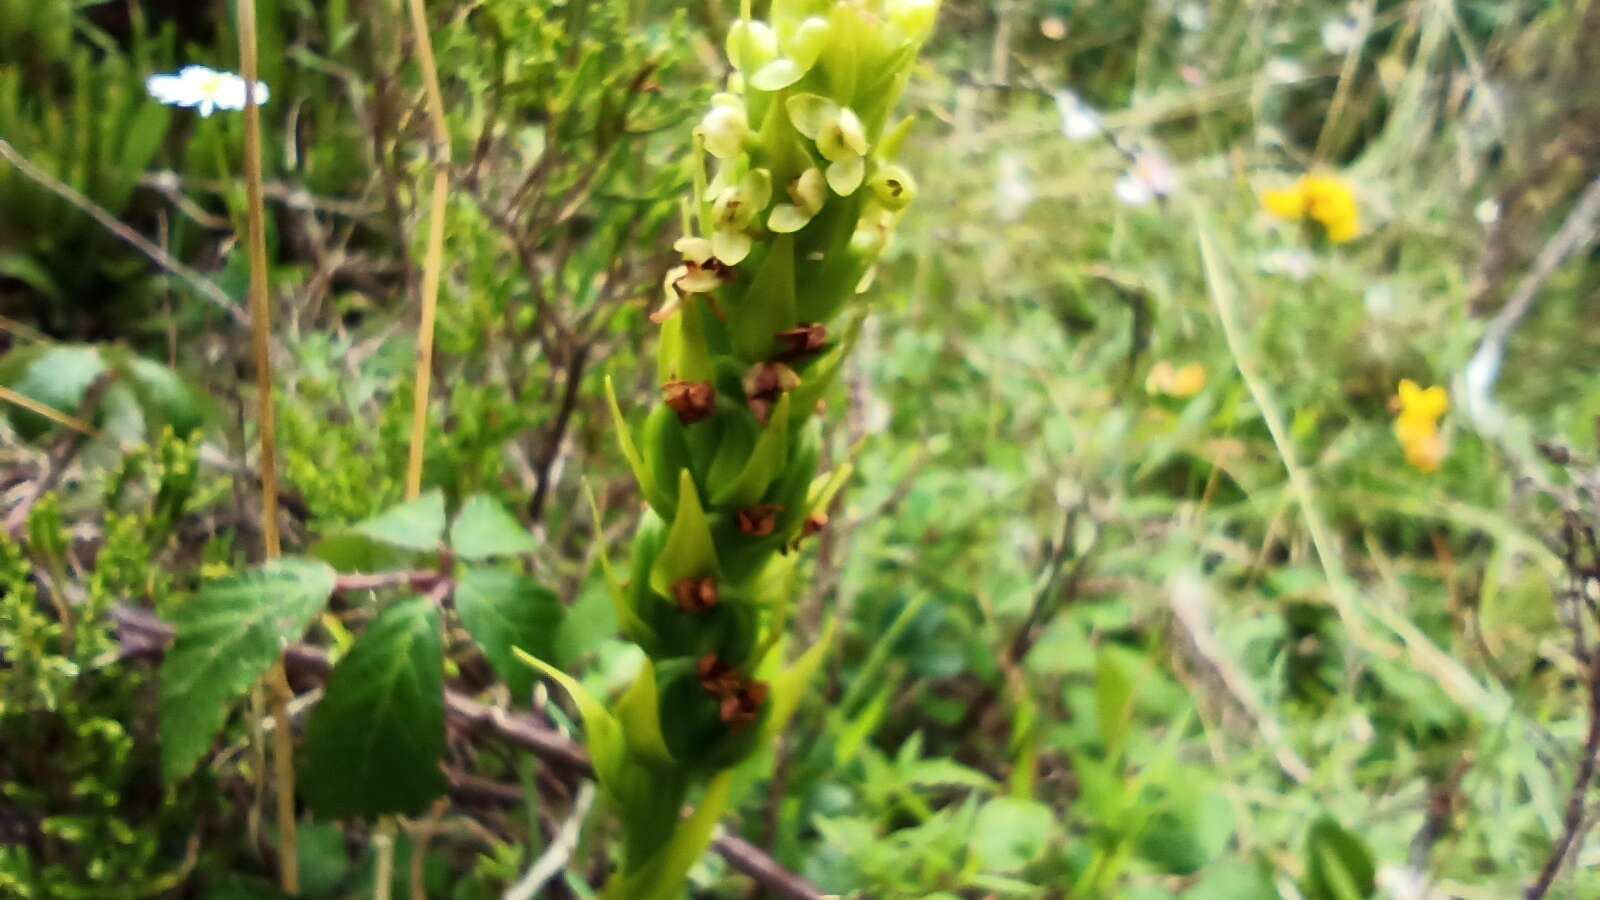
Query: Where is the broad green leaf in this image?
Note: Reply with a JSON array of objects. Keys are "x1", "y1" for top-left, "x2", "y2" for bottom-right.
[
  {"x1": 648, "y1": 470, "x2": 718, "y2": 597},
  {"x1": 711, "y1": 392, "x2": 791, "y2": 508},
  {"x1": 973, "y1": 796, "x2": 1057, "y2": 873},
  {"x1": 300, "y1": 597, "x2": 448, "y2": 818},
  {"x1": 455, "y1": 566, "x2": 563, "y2": 699},
  {"x1": 449, "y1": 494, "x2": 536, "y2": 560},
  {"x1": 159, "y1": 558, "x2": 336, "y2": 781},
  {"x1": 584, "y1": 480, "x2": 656, "y2": 645},
  {"x1": 1303, "y1": 816, "x2": 1376, "y2": 900},
  {"x1": 0, "y1": 344, "x2": 106, "y2": 441},
  {"x1": 115, "y1": 355, "x2": 206, "y2": 438},
  {"x1": 352, "y1": 490, "x2": 446, "y2": 551}
]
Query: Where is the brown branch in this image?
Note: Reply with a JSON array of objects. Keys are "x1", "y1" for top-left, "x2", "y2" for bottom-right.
[
  {"x1": 1527, "y1": 654, "x2": 1600, "y2": 899},
  {"x1": 110, "y1": 605, "x2": 823, "y2": 900}
]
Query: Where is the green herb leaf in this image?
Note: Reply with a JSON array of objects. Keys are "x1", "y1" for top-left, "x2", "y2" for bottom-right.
[
  {"x1": 159, "y1": 558, "x2": 336, "y2": 782},
  {"x1": 352, "y1": 490, "x2": 446, "y2": 551},
  {"x1": 449, "y1": 494, "x2": 536, "y2": 560},
  {"x1": 300, "y1": 597, "x2": 448, "y2": 818},
  {"x1": 455, "y1": 566, "x2": 563, "y2": 699}
]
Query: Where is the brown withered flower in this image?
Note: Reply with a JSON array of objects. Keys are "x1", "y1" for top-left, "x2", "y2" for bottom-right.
[
  {"x1": 719, "y1": 679, "x2": 769, "y2": 729},
  {"x1": 737, "y1": 504, "x2": 784, "y2": 537},
  {"x1": 672, "y1": 577, "x2": 718, "y2": 612},
  {"x1": 802, "y1": 511, "x2": 828, "y2": 538},
  {"x1": 697, "y1": 654, "x2": 739, "y2": 694},
  {"x1": 775, "y1": 323, "x2": 827, "y2": 361},
  {"x1": 662, "y1": 379, "x2": 715, "y2": 424},
  {"x1": 743, "y1": 362, "x2": 801, "y2": 425}
]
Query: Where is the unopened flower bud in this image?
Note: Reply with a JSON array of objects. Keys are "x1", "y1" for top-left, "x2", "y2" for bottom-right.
[
  {"x1": 725, "y1": 19, "x2": 778, "y2": 71},
  {"x1": 791, "y1": 168, "x2": 827, "y2": 215},
  {"x1": 869, "y1": 165, "x2": 918, "y2": 210},
  {"x1": 663, "y1": 379, "x2": 716, "y2": 424}
]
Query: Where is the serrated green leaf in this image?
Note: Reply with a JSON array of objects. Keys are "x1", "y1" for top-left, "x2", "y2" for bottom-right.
[
  {"x1": 648, "y1": 470, "x2": 718, "y2": 597},
  {"x1": 449, "y1": 494, "x2": 536, "y2": 560},
  {"x1": 300, "y1": 597, "x2": 447, "y2": 818},
  {"x1": 159, "y1": 558, "x2": 336, "y2": 782},
  {"x1": 352, "y1": 490, "x2": 446, "y2": 551},
  {"x1": 115, "y1": 354, "x2": 206, "y2": 438},
  {"x1": 455, "y1": 566, "x2": 563, "y2": 699}
]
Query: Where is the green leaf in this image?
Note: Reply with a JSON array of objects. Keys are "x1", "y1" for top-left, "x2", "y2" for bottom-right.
[
  {"x1": 711, "y1": 393, "x2": 791, "y2": 508},
  {"x1": 0, "y1": 344, "x2": 106, "y2": 441},
  {"x1": 300, "y1": 597, "x2": 448, "y2": 818},
  {"x1": 514, "y1": 648, "x2": 628, "y2": 788},
  {"x1": 115, "y1": 354, "x2": 207, "y2": 438},
  {"x1": 762, "y1": 617, "x2": 836, "y2": 742},
  {"x1": 603, "y1": 771, "x2": 734, "y2": 900},
  {"x1": 606, "y1": 375, "x2": 661, "y2": 506},
  {"x1": 1094, "y1": 647, "x2": 1137, "y2": 758},
  {"x1": 972, "y1": 796, "x2": 1058, "y2": 873},
  {"x1": 449, "y1": 494, "x2": 537, "y2": 560},
  {"x1": 159, "y1": 558, "x2": 336, "y2": 782},
  {"x1": 0, "y1": 253, "x2": 61, "y2": 301},
  {"x1": 455, "y1": 566, "x2": 563, "y2": 699},
  {"x1": 290, "y1": 821, "x2": 350, "y2": 899},
  {"x1": 1303, "y1": 816, "x2": 1376, "y2": 900},
  {"x1": 615, "y1": 658, "x2": 675, "y2": 768},
  {"x1": 730, "y1": 235, "x2": 798, "y2": 361},
  {"x1": 648, "y1": 470, "x2": 719, "y2": 597},
  {"x1": 352, "y1": 490, "x2": 446, "y2": 551}
]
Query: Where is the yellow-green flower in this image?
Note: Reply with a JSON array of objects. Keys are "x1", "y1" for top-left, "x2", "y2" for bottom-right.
[
  {"x1": 787, "y1": 94, "x2": 870, "y2": 196},
  {"x1": 1263, "y1": 172, "x2": 1362, "y2": 243},
  {"x1": 1393, "y1": 379, "x2": 1448, "y2": 472},
  {"x1": 1145, "y1": 361, "x2": 1207, "y2": 398}
]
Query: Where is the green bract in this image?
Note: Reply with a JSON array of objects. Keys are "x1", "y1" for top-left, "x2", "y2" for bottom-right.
[{"x1": 532, "y1": 2, "x2": 939, "y2": 895}]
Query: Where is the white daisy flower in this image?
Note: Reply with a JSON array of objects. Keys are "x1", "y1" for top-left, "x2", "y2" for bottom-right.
[
  {"x1": 147, "y1": 65, "x2": 269, "y2": 117},
  {"x1": 1053, "y1": 90, "x2": 1103, "y2": 142}
]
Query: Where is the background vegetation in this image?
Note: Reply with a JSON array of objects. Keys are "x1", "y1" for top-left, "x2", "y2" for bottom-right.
[{"x1": 3, "y1": 0, "x2": 1600, "y2": 897}]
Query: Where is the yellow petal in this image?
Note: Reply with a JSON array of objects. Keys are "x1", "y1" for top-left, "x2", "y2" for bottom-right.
[{"x1": 1262, "y1": 186, "x2": 1306, "y2": 221}]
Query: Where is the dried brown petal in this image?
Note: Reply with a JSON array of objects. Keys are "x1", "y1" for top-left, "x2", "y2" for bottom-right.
[
  {"x1": 737, "y1": 504, "x2": 784, "y2": 537},
  {"x1": 775, "y1": 322, "x2": 828, "y2": 361},
  {"x1": 743, "y1": 362, "x2": 801, "y2": 425},
  {"x1": 672, "y1": 577, "x2": 718, "y2": 612},
  {"x1": 663, "y1": 379, "x2": 716, "y2": 424}
]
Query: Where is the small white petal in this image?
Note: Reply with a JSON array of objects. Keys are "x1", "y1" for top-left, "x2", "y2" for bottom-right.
[
  {"x1": 785, "y1": 93, "x2": 836, "y2": 140},
  {"x1": 768, "y1": 204, "x2": 813, "y2": 233},
  {"x1": 712, "y1": 229, "x2": 752, "y2": 265},
  {"x1": 1114, "y1": 174, "x2": 1153, "y2": 206},
  {"x1": 146, "y1": 74, "x2": 190, "y2": 106},
  {"x1": 674, "y1": 236, "x2": 715, "y2": 264},
  {"x1": 826, "y1": 157, "x2": 864, "y2": 196},
  {"x1": 750, "y1": 58, "x2": 804, "y2": 92},
  {"x1": 1053, "y1": 91, "x2": 1102, "y2": 141}
]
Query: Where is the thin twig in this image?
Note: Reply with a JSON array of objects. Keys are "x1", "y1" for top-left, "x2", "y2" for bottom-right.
[
  {"x1": 1527, "y1": 655, "x2": 1600, "y2": 899},
  {"x1": 402, "y1": 0, "x2": 452, "y2": 500},
  {"x1": 503, "y1": 781, "x2": 596, "y2": 900},
  {"x1": 236, "y1": 0, "x2": 297, "y2": 891},
  {"x1": 0, "y1": 139, "x2": 247, "y2": 328},
  {"x1": 0, "y1": 385, "x2": 96, "y2": 437}
]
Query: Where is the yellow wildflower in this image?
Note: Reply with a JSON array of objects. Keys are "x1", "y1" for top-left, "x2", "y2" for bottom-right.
[
  {"x1": 1262, "y1": 172, "x2": 1362, "y2": 243},
  {"x1": 1393, "y1": 379, "x2": 1448, "y2": 473},
  {"x1": 1146, "y1": 361, "x2": 1207, "y2": 399}
]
